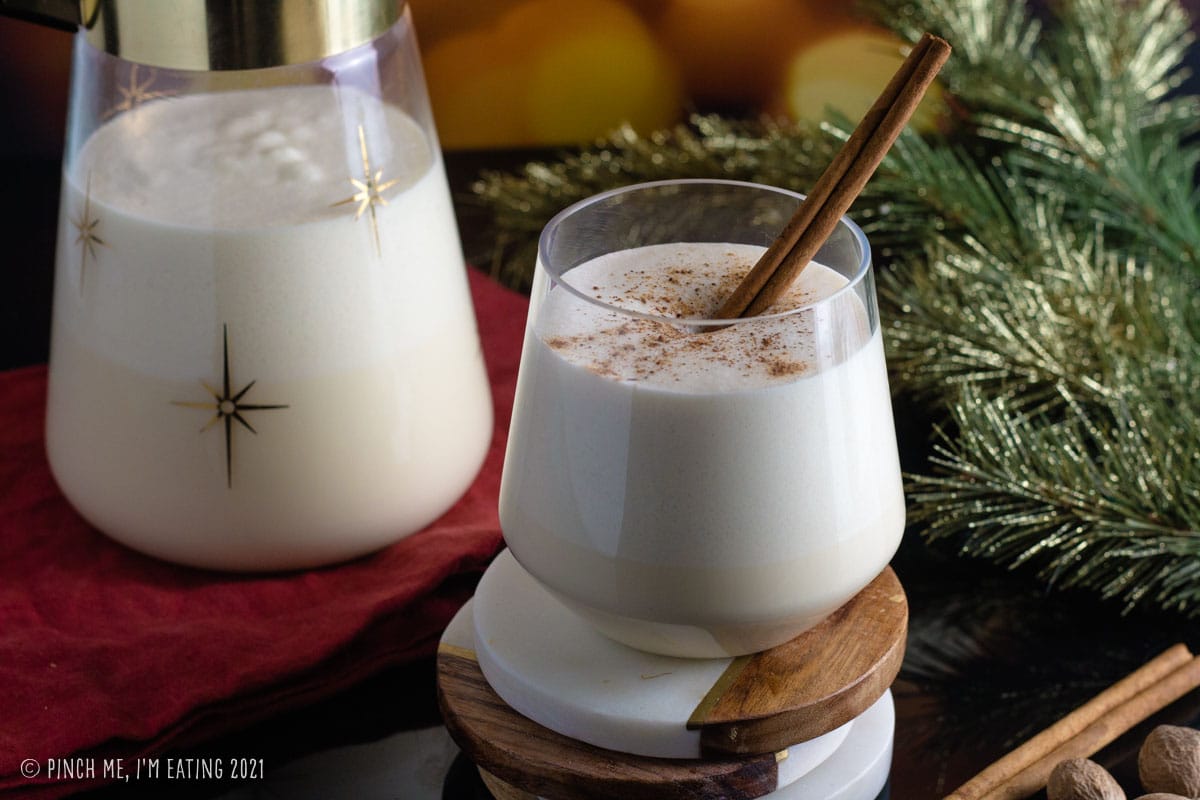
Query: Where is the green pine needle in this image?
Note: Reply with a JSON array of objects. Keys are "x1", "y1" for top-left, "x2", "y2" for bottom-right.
[{"x1": 912, "y1": 383, "x2": 1200, "y2": 614}]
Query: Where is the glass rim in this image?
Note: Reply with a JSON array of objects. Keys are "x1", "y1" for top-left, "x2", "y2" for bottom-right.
[{"x1": 537, "y1": 178, "x2": 873, "y2": 329}]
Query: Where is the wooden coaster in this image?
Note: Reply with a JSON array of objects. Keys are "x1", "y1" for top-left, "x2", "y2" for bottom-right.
[
  {"x1": 439, "y1": 641, "x2": 786, "y2": 800},
  {"x1": 475, "y1": 711, "x2": 895, "y2": 800},
  {"x1": 690, "y1": 565, "x2": 907, "y2": 756},
  {"x1": 438, "y1": 599, "x2": 897, "y2": 800},
  {"x1": 472, "y1": 714, "x2": 896, "y2": 800},
  {"x1": 467, "y1": 549, "x2": 906, "y2": 758}
]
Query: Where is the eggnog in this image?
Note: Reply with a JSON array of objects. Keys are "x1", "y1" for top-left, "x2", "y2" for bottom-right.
[
  {"x1": 499, "y1": 242, "x2": 905, "y2": 656},
  {"x1": 46, "y1": 85, "x2": 492, "y2": 569}
]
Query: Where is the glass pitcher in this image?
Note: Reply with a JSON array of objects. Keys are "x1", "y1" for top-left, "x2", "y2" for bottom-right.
[{"x1": 22, "y1": 1, "x2": 492, "y2": 569}]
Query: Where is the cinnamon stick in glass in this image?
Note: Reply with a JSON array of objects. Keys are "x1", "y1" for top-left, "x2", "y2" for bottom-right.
[{"x1": 714, "y1": 32, "x2": 951, "y2": 319}]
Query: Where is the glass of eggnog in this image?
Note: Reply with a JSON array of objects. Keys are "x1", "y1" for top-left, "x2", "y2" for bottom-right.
[{"x1": 499, "y1": 180, "x2": 905, "y2": 658}]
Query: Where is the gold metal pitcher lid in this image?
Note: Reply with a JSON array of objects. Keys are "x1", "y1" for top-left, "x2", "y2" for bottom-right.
[{"x1": 2, "y1": 0, "x2": 403, "y2": 70}]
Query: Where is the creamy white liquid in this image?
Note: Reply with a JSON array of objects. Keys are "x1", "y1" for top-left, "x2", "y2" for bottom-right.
[
  {"x1": 46, "y1": 86, "x2": 492, "y2": 570},
  {"x1": 499, "y1": 243, "x2": 904, "y2": 657}
]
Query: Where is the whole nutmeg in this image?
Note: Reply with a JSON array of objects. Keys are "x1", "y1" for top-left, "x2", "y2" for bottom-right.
[
  {"x1": 1049, "y1": 758, "x2": 1126, "y2": 800},
  {"x1": 1134, "y1": 794, "x2": 1190, "y2": 799},
  {"x1": 1139, "y1": 725, "x2": 1200, "y2": 797}
]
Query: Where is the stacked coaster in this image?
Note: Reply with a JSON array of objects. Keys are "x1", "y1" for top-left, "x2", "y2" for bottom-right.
[{"x1": 437, "y1": 550, "x2": 906, "y2": 800}]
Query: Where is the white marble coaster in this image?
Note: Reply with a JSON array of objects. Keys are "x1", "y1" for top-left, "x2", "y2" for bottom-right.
[
  {"x1": 772, "y1": 690, "x2": 892, "y2": 800},
  {"x1": 472, "y1": 549, "x2": 849, "y2": 767},
  {"x1": 441, "y1": 597, "x2": 894, "y2": 800}
]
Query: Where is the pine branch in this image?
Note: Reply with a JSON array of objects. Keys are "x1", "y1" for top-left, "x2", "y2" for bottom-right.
[
  {"x1": 911, "y1": 382, "x2": 1200, "y2": 615},
  {"x1": 974, "y1": 0, "x2": 1200, "y2": 270},
  {"x1": 863, "y1": 0, "x2": 1200, "y2": 271},
  {"x1": 879, "y1": 216, "x2": 1200, "y2": 413},
  {"x1": 1054, "y1": 0, "x2": 1195, "y2": 111},
  {"x1": 871, "y1": 0, "x2": 1200, "y2": 616},
  {"x1": 472, "y1": 117, "x2": 836, "y2": 290},
  {"x1": 855, "y1": 0, "x2": 1045, "y2": 120},
  {"x1": 854, "y1": 129, "x2": 1032, "y2": 266},
  {"x1": 991, "y1": 119, "x2": 1200, "y2": 270}
]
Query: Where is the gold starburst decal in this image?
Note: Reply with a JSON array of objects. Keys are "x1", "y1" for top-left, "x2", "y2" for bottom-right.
[
  {"x1": 333, "y1": 124, "x2": 400, "y2": 256},
  {"x1": 172, "y1": 325, "x2": 289, "y2": 489},
  {"x1": 103, "y1": 64, "x2": 172, "y2": 120},
  {"x1": 70, "y1": 171, "x2": 106, "y2": 294}
]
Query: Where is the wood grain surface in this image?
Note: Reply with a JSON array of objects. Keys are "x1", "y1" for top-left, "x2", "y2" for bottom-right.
[
  {"x1": 690, "y1": 566, "x2": 908, "y2": 757},
  {"x1": 479, "y1": 767, "x2": 538, "y2": 800},
  {"x1": 438, "y1": 648, "x2": 783, "y2": 800}
]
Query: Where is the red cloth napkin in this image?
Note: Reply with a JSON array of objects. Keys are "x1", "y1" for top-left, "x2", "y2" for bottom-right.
[{"x1": 0, "y1": 269, "x2": 528, "y2": 799}]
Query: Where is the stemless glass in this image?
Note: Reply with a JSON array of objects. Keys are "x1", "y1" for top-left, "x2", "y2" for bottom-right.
[
  {"x1": 498, "y1": 179, "x2": 905, "y2": 658},
  {"x1": 44, "y1": 4, "x2": 492, "y2": 570}
]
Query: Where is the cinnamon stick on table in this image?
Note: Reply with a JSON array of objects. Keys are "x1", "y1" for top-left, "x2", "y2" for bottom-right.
[
  {"x1": 714, "y1": 32, "x2": 951, "y2": 320},
  {"x1": 944, "y1": 643, "x2": 1200, "y2": 800}
]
